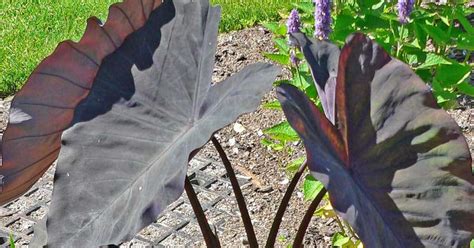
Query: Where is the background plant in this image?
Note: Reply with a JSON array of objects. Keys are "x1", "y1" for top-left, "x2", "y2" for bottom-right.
[{"x1": 262, "y1": 0, "x2": 473, "y2": 246}]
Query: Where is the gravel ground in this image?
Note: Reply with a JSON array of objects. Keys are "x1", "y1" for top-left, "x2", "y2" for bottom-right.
[
  {"x1": 0, "y1": 26, "x2": 473, "y2": 247},
  {"x1": 201, "y1": 26, "x2": 339, "y2": 247}
]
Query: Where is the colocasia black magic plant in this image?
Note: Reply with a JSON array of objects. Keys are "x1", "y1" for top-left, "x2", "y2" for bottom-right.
[
  {"x1": 1, "y1": 0, "x2": 280, "y2": 246},
  {"x1": 280, "y1": 31, "x2": 474, "y2": 248},
  {"x1": 1, "y1": 0, "x2": 473, "y2": 247}
]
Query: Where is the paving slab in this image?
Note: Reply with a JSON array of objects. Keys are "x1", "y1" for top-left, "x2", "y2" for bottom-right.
[{"x1": 0, "y1": 157, "x2": 249, "y2": 247}]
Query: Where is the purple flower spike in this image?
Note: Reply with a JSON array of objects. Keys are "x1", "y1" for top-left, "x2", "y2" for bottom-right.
[
  {"x1": 287, "y1": 9, "x2": 301, "y2": 34},
  {"x1": 314, "y1": 0, "x2": 332, "y2": 40},
  {"x1": 287, "y1": 9, "x2": 301, "y2": 46},
  {"x1": 398, "y1": 0, "x2": 415, "y2": 24}
]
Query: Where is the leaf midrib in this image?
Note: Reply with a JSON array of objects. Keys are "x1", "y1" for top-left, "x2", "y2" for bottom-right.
[
  {"x1": 65, "y1": 123, "x2": 192, "y2": 244},
  {"x1": 60, "y1": 5, "x2": 181, "y2": 244},
  {"x1": 64, "y1": 6, "x2": 222, "y2": 244},
  {"x1": 348, "y1": 160, "x2": 407, "y2": 247}
]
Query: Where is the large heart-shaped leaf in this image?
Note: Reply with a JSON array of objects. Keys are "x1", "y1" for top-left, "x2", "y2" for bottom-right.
[
  {"x1": 23, "y1": 0, "x2": 280, "y2": 247},
  {"x1": 290, "y1": 32, "x2": 340, "y2": 124},
  {"x1": 277, "y1": 33, "x2": 473, "y2": 247},
  {"x1": 0, "y1": 0, "x2": 164, "y2": 205}
]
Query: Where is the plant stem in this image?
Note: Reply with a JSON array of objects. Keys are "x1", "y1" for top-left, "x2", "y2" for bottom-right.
[
  {"x1": 335, "y1": 0, "x2": 342, "y2": 15},
  {"x1": 334, "y1": 213, "x2": 347, "y2": 235},
  {"x1": 293, "y1": 188, "x2": 327, "y2": 247},
  {"x1": 295, "y1": 66, "x2": 304, "y2": 89},
  {"x1": 389, "y1": 20, "x2": 398, "y2": 55},
  {"x1": 185, "y1": 177, "x2": 221, "y2": 248},
  {"x1": 397, "y1": 24, "x2": 405, "y2": 58},
  {"x1": 265, "y1": 161, "x2": 308, "y2": 248},
  {"x1": 290, "y1": 50, "x2": 304, "y2": 89},
  {"x1": 463, "y1": 52, "x2": 471, "y2": 63},
  {"x1": 211, "y1": 136, "x2": 258, "y2": 248},
  {"x1": 343, "y1": 220, "x2": 359, "y2": 240},
  {"x1": 442, "y1": 9, "x2": 454, "y2": 56}
]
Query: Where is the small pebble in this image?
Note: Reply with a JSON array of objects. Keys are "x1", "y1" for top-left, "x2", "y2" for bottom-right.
[
  {"x1": 233, "y1": 123, "x2": 245, "y2": 133},
  {"x1": 297, "y1": 192, "x2": 304, "y2": 198},
  {"x1": 257, "y1": 186, "x2": 273, "y2": 193},
  {"x1": 279, "y1": 178, "x2": 289, "y2": 185},
  {"x1": 228, "y1": 138, "x2": 236, "y2": 146}
]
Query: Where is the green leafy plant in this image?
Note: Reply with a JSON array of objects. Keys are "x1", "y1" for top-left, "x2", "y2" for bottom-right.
[
  {"x1": 263, "y1": 1, "x2": 473, "y2": 154},
  {"x1": 312, "y1": 193, "x2": 361, "y2": 247},
  {"x1": 302, "y1": 174, "x2": 324, "y2": 201},
  {"x1": 261, "y1": 11, "x2": 320, "y2": 172},
  {"x1": 9, "y1": 234, "x2": 15, "y2": 248},
  {"x1": 331, "y1": 232, "x2": 361, "y2": 248},
  {"x1": 320, "y1": 0, "x2": 473, "y2": 108}
]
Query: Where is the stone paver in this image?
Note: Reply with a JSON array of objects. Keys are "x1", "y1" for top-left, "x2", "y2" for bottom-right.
[{"x1": 0, "y1": 157, "x2": 249, "y2": 247}]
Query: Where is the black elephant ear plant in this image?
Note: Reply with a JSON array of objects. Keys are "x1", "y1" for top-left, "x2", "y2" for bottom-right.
[
  {"x1": 0, "y1": 0, "x2": 279, "y2": 246},
  {"x1": 0, "y1": 0, "x2": 472, "y2": 247},
  {"x1": 277, "y1": 31, "x2": 474, "y2": 247}
]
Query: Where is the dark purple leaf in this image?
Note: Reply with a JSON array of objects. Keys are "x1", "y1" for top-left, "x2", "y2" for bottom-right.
[
  {"x1": 290, "y1": 32, "x2": 340, "y2": 123},
  {"x1": 18, "y1": 0, "x2": 279, "y2": 246},
  {"x1": 278, "y1": 33, "x2": 473, "y2": 247},
  {"x1": 0, "y1": 0, "x2": 163, "y2": 206}
]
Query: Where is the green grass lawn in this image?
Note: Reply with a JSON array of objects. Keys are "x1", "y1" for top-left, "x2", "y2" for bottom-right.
[{"x1": 0, "y1": 0, "x2": 300, "y2": 97}]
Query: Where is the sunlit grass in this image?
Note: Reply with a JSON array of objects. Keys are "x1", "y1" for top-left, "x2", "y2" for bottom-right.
[
  {"x1": 0, "y1": 0, "x2": 301, "y2": 97},
  {"x1": 214, "y1": 0, "x2": 297, "y2": 32},
  {"x1": 0, "y1": 0, "x2": 116, "y2": 97}
]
